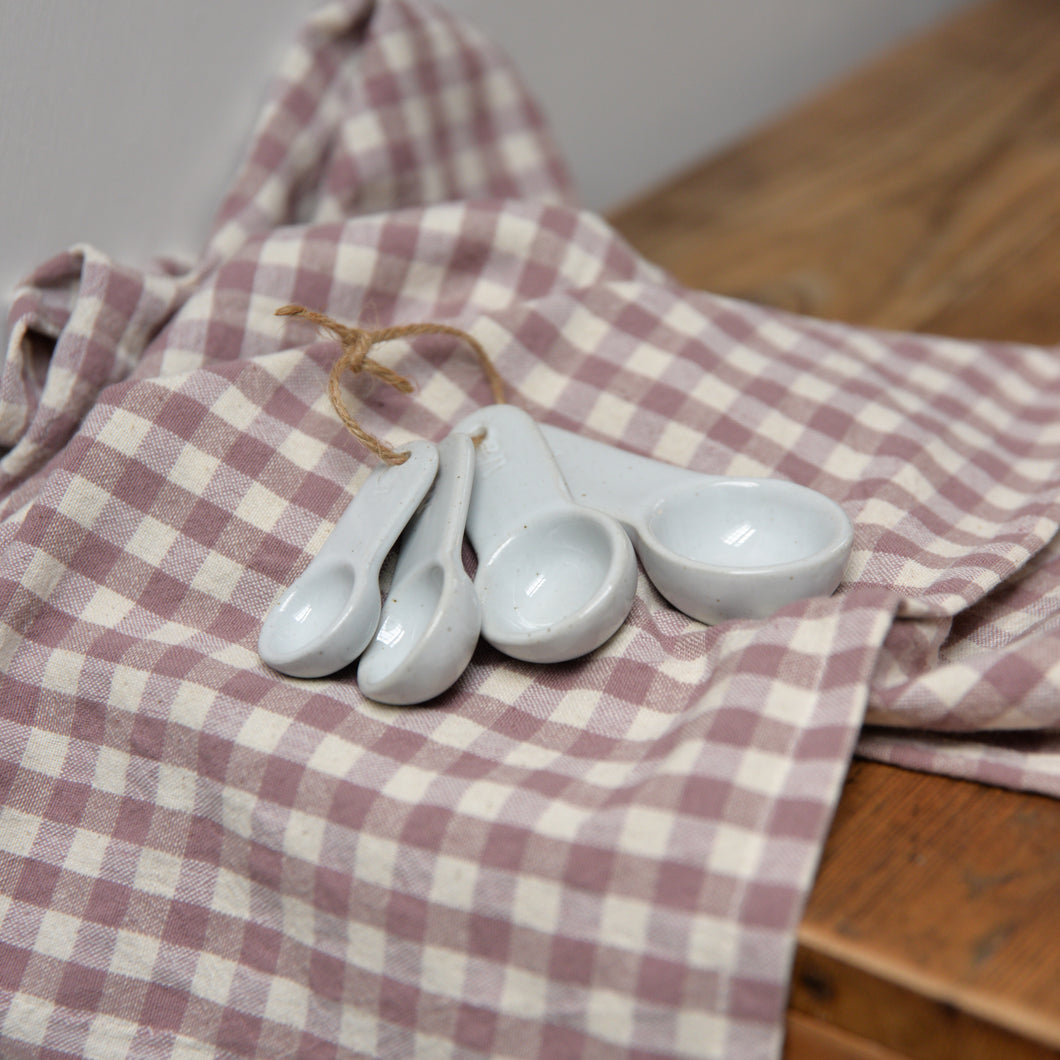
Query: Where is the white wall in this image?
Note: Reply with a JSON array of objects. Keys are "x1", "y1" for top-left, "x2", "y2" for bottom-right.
[
  {"x1": 441, "y1": 0, "x2": 974, "y2": 211},
  {"x1": 0, "y1": 0, "x2": 973, "y2": 309},
  {"x1": 0, "y1": 0, "x2": 319, "y2": 304}
]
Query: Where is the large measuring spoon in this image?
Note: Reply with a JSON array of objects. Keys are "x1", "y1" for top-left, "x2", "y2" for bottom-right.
[
  {"x1": 541, "y1": 424, "x2": 853, "y2": 624},
  {"x1": 453, "y1": 404, "x2": 637, "y2": 663},
  {"x1": 258, "y1": 441, "x2": 439, "y2": 678},
  {"x1": 357, "y1": 432, "x2": 481, "y2": 705}
]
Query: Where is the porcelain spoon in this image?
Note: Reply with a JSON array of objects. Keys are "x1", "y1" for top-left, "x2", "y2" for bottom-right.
[
  {"x1": 541, "y1": 424, "x2": 853, "y2": 624},
  {"x1": 357, "y1": 432, "x2": 481, "y2": 704},
  {"x1": 258, "y1": 441, "x2": 439, "y2": 678},
  {"x1": 453, "y1": 404, "x2": 637, "y2": 663}
]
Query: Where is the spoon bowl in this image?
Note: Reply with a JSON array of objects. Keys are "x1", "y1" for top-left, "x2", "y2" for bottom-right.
[
  {"x1": 261, "y1": 559, "x2": 363, "y2": 659},
  {"x1": 476, "y1": 505, "x2": 633, "y2": 659},
  {"x1": 639, "y1": 478, "x2": 853, "y2": 622},
  {"x1": 366, "y1": 564, "x2": 448, "y2": 673},
  {"x1": 358, "y1": 562, "x2": 481, "y2": 703}
]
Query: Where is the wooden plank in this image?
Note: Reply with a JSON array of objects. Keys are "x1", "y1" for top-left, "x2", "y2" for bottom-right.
[
  {"x1": 607, "y1": 0, "x2": 1060, "y2": 1054},
  {"x1": 794, "y1": 761, "x2": 1060, "y2": 1058},
  {"x1": 785, "y1": 1011, "x2": 911, "y2": 1060},
  {"x1": 609, "y1": 0, "x2": 1060, "y2": 345},
  {"x1": 789, "y1": 948, "x2": 1056, "y2": 1060}
]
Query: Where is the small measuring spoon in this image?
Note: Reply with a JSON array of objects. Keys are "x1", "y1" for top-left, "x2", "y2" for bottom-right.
[
  {"x1": 258, "y1": 441, "x2": 439, "y2": 678},
  {"x1": 357, "y1": 432, "x2": 481, "y2": 705},
  {"x1": 453, "y1": 404, "x2": 637, "y2": 663},
  {"x1": 541, "y1": 424, "x2": 853, "y2": 624}
]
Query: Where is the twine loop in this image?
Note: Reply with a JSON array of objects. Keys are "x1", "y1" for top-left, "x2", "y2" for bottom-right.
[{"x1": 276, "y1": 304, "x2": 505, "y2": 464}]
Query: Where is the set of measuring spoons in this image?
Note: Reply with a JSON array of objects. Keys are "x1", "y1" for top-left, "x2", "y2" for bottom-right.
[{"x1": 258, "y1": 405, "x2": 854, "y2": 704}]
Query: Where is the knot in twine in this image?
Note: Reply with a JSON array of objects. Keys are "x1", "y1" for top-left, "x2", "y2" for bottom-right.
[{"x1": 276, "y1": 304, "x2": 505, "y2": 465}]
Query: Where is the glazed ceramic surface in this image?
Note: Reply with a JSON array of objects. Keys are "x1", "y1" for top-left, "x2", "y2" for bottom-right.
[
  {"x1": 357, "y1": 432, "x2": 481, "y2": 705},
  {"x1": 453, "y1": 405, "x2": 637, "y2": 663},
  {"x1": 541, "y1": 424, "x2": 853, "y2": 624},
  {"x1": 258, "y1": 441, "x2": 439, "y2": 678}
]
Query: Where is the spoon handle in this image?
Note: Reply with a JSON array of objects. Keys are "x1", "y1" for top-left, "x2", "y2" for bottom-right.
[
  {"x1": 316, "y1": 440, "x2": 439, "y2": 578},
  {"x1": 388, "y1": 432, "x2": 475, "y2": 578},
  {"x1": 454, "y1": 405, "x2": 573, "y2": 558},
  {"x1": 540, "y1": 425, "x2": 711, "y2": 532}
]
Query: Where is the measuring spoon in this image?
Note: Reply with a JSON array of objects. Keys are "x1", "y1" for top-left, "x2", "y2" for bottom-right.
[
  {"x1": 357, "y1": 432, "x2": 480, "y2": 705},
  {"x1": 258, "y1": 441, "x2": 439, "y2": 678},
  {"x1": 453, "y1": 404, "x2": 637, "y2": 663},
  {"x1": 541, "y1": 424, "x2": 853, "y2": 624}
]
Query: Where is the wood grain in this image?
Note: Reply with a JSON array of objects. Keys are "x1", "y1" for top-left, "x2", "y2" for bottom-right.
[
  {"x1": 784, "y1": 1011, "x2": 914, "y2": 1060},
  {"x1": 610, "y1": 0, "x2": 1060, "y2": 345},
  {"x1": 793, "y1": 761, "x2": 1060, "y2": 1058},
  {"x1": 607, "y1": 0, "x2": 1060, "y2": 1055}
]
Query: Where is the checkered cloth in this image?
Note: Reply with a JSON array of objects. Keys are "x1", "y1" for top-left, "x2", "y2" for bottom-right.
[{"x1": 2, "y1": 1, "x2": 1059, "y2": 1057}]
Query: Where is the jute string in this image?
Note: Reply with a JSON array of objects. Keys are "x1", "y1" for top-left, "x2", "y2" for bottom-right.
[{"x1": 276, "y1": 304, "x2": 505, "y2": 464}]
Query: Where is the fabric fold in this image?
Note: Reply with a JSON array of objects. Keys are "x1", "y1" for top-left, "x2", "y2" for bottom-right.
[{"x1": 1, "y1": 247, "x2": 190, "y2": 513}]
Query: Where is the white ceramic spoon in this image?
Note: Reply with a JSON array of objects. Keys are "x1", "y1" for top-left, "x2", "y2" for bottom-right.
[
  {"x1": 357, "y1": 432, "x2": 481, "y2": 705},
  {"x1": 453, "y1": 404, "x2": 638, "y2": 663},
  {"x1": 541, "y1": 424, "x2": 853, "y2": 624},
  {"x1": 258, "y1": 441, "x2": 439, "y2": 678}
]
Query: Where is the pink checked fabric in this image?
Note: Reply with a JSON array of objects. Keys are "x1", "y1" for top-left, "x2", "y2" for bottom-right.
[{"x1": 2, "y1": 2, "x2": 1059, "y2": 1057}]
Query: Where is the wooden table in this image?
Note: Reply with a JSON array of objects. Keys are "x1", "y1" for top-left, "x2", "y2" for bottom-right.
[{"x1": 608, "y1": 1, "x2": 1060, "y2": 1056}]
